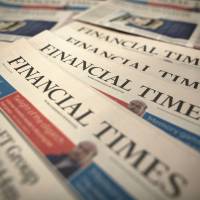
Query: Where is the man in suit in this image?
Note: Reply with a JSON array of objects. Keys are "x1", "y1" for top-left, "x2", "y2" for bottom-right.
[{"x1": 48, "y1": 141, "x2": 98, "y2": 178}]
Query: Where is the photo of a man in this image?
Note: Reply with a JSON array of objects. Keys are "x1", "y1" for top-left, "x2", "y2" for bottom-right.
[
  {"x1": 128, "y1": 99, "x2": 147, "y2": 117},
  {"x1": 48, "y1": 141, "x2": 98, "y2": 178}
]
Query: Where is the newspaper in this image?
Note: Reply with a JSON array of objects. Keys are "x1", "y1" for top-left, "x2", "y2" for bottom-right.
[
  {"x1": 30, "y1": 31, "x2": 200, "y2": 152},
  {"x1": 0, "y1": 0, "x2": 68, "y2": 7},
  {"x1": 75, "y1": 0, "x2": 200, "y2": 49},
  {"x1": 131, "y1": 0, "x2": 200, "y2": 12},
  {"x1": 0, "y1": 6, "x2": 74, "y2": 42},
  {"x1": 54, "y1": 26, "x2": 200, "y2": 91},
  {"x1": 62, "y1": 21, "x2": 200, "y2": 69},
  {"x1": 0, "y1": 0, "x2": 105, "y2": 10},
  {"x1": 1, "y1": 39, "x2": 200, "y2": 200}
]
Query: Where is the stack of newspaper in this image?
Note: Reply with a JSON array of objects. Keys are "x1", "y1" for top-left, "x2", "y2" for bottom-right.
[{"x1": 0, "y1": 1, "x2": 200, "y2": 200}]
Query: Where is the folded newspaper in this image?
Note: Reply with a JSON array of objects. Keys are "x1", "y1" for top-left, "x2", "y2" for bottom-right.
[
  {"x1": 75, "y1": 0, "x2": 200, "y2": 49},
  {"x1": 1, "y1": 39, "x2": 200, "y2": 200},
  {"x1": 59, "y1": 21, "x2": 200, "y2": 69},
  {"x1": 29, "y1": 31, "x2": 200, "y2": 152},
  {"x1": 0, "y1": 6, "x2": 74, "y2": 42},
  {"x1": 54, "y1": 25, "x2": 200, "y2": 91}
]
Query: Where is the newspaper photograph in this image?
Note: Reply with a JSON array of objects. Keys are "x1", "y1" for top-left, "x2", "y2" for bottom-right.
[
  {"x1": 0, "y1": 39, "x2": 200, "y2": 200},
  {"x1": 54, "y1": 26, "x2": 200, "y2": 91},
  {"x1": 30, "y1": 31, "x2": 200, "y2": 152},
  {"x1": 75, "y1": 0, "x2": 200, "y2": 49},
  {"x1": 59, "y1": 21, "x2": 200, "y2": 69},
  {"x1": 0, "y1": 6, "x2": 74, "y2": 42}
]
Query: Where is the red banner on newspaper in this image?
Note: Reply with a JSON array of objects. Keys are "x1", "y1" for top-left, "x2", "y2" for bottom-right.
[{"x1": 0, "y1": 91, "x2": 74, "y2": 155}]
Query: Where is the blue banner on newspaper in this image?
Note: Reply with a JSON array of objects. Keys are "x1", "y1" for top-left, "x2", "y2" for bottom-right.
[
  {"x1": 70, "y1": 163, "x2": 135, "y2": 200},
  {"x1": 144, "y1": 112, "x2": 200, "y2": 151},
  {"x1": 0, "y1": 75, "x2": 16, "y2": 98}
]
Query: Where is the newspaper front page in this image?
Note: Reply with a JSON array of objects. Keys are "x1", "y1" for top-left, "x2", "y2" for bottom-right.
[
  {"x1": 30, "y1": 31, "x2": 200, "y2": 152},
  {"x1": 58, "y1": 21, "x2": 200, "y2": 69},
  {"x1": 54, "y1": 26, "x2": 200, "y2": 92},
  {"x1": 0, "y1": 6, "x2": 74, "y2": 42},
  {"x1": 75, "y1": 0, "x2": 200, "y2": 48},
  {"x1": 0, "y1": 39, "x2": 200, "y2": 200}
]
